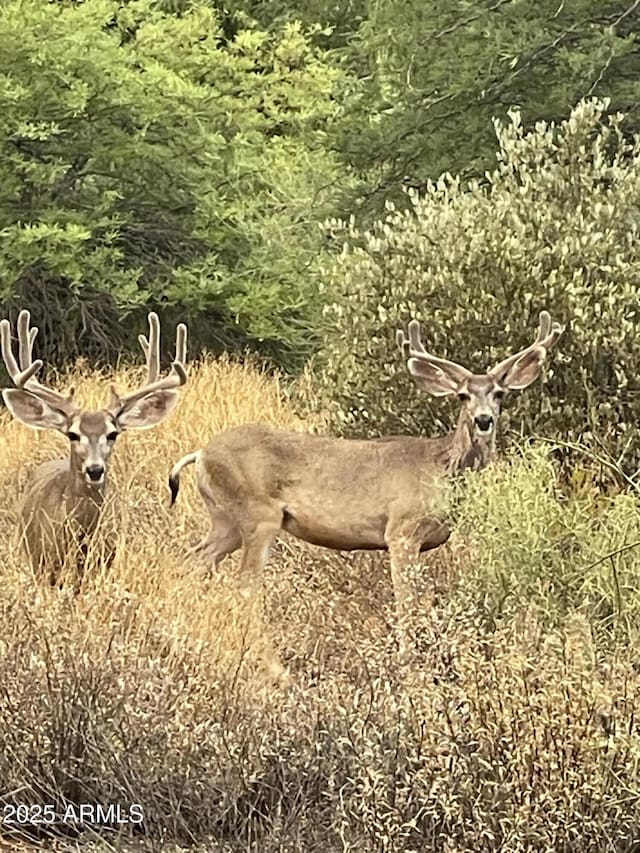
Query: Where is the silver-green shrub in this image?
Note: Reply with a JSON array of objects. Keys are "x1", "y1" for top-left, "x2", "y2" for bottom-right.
[{"x1": 321, "y1": 99, "x2": 640, "y2": 470}]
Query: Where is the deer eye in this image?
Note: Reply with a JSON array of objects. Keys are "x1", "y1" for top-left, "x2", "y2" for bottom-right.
[
  {"x1": 67, "y1": 432, "x2": 81, "y2": 442},
  {"x1": 458, "y1": 392, "x2": 470, "y2": 402},
  {"x1": 494, "y1": 389, "x2": 505, "y2": 400},
  {"x1": 106, "y1": 431, "x2": 119, "y2": 442}
]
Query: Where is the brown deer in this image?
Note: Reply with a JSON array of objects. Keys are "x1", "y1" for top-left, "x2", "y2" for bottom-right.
[
  {"x1": 1, "y1": 309, "x2": 188, "y2": 584},
  {"x1": 169, "y1": 311, "x2": 562, "y2": 669}
]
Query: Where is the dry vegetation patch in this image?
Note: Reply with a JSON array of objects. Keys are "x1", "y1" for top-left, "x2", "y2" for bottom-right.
[{"x1": 0, "y1": 359, "x2": 639, "y2": 851}]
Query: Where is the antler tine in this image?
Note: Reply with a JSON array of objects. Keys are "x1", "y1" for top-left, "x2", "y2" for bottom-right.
[
  {"x1": 175, "y1": 322, "x2": 187, "y2": 365},
  {"x1": 489, "y1": 310, "x2": 563, "y2": 379},
  {"x1": 1, "y1": 312, "x2": 74, "y2": 412},
  {"x1": 398, "y1": 317, "x2": 471, "y2": 383},
  {"x1": 1, "y1": 316, "x2": 39, "y2": 385},
  {"x1": 395, "y1": 329, "x2": 411, "y2": 360},
  {"x1": 535, "y1": 310, "x2": 551, "y2": 344},
  {"x1": 137, "y1": 312, "x2": 160, "y2": 384},
  {"x1": 538, "y1": 317, "x2": 564, "y2": 351},
  {"x1": 1, "y1": 319, "x2": 21, "y2": 380},
  {"x1": 17, "y1": 309, "x2": 38, "y2": 371},
  {"x1": 108, "y1": 315, "x2": 188, "y2": 414}
]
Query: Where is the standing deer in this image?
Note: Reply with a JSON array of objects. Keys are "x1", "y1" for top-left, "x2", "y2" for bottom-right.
[
  {"x1": 169, "y1": 311, "x2": 562, "y2": 668},
  {"x1": 1, "y1": 310, "x2": 188, "y2": 584}
]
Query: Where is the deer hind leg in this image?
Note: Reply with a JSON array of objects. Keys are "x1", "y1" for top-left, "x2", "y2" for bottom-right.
[
  {"x1": 236, "y1": 516, "x2": 281, "y2": 600},
  {"x1": 235, "y1": 510, "x2": 289, "y2": 686},
  {"x1": 189, "y1": 480, "x2": 242, "y2": 574},
  {"x1": 188, "y1": 507, "x2": 242, "y2": 576}
]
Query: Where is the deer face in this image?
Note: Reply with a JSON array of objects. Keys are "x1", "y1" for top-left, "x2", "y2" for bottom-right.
[
  {"x1": 456, "y1": 375, "x2": 506, "y2": 438},
  {"x1": 398, "y1": 311, "x2": 564, "y2": 441},
  {"x1": 66, "y1": 411, "x2": 119, "y2": 486}
]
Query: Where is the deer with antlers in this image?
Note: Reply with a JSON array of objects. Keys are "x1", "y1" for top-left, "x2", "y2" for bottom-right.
[
  {"x1": 169, "y1": 311, "x2": 562, "y2": 671},
  {"x1": 1, "y1": 310, "x2": 188, "y2": 585}
]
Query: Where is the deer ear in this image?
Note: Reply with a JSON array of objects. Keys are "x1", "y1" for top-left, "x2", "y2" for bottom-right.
[
  {"x1": 497, "y1": 346, "x2": 546, "y2": 390},
  {"x1": 2, "y1": 389, "x2": 69, "y2": 432},
  {"x1": 407, "y1": 358, "x2": 460, "y2": 397},
  {"x1": 115, "y1": 390, "x2": 179, "y2": 430}
]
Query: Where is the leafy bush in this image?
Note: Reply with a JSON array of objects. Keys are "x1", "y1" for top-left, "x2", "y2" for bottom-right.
[
  {"x1": 451, "y1": 446, "x2": 640, "y2": 640},
  {"x1": 320, "y1": 99, "x2": 640, "y2": 472},
  {"x1": 0, "y1": 0, "x2": 344, "y2": 367},
  {"x1": 334, "y1": 0, "x2": 640, "y2": 217}
]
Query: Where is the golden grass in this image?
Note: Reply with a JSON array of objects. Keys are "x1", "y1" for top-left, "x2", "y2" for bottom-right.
[{"x1": 1, "y1": 358, "x2": 640, "y2": 852}]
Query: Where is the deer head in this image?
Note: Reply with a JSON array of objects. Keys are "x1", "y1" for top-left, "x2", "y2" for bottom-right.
[
  {"x1": 397, "y1": 311, "x2": 564, "y2": 439},
  {"x1": 1, "y1": 311, "x2": 188, "y2": 487}
]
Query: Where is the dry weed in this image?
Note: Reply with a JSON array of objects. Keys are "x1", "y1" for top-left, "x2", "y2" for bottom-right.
[{"x1": 0, "y1": 359, "x2": 639, "y2": 851}]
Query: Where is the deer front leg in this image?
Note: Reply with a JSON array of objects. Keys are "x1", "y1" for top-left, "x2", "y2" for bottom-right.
[
  {"x1": 385, "y1": 528, "x2": 422, "y2": 662},
  {"x1": 385, "y1": 516, "x2": 449, "y2": 661}
]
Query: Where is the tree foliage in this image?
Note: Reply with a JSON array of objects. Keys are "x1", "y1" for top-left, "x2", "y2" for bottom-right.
[
  {"x1": 320, "y1": 100, "x2": 640, "y2": 473},
  {"x1": 335, "y1": 0, "x2": 640, "y2": 216},
  {"x1": 2, "y1": 0, "x2": 640, "y2": 383},
  {"x1": 0, "y1": 0, "x2": 344, "y2": 366}
]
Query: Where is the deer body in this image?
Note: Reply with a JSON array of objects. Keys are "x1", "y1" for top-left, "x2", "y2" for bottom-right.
[
  {"x1": 19, "y1": 458, "x2": 105, "y2": 581},
  {"x1": 2, "y1": 311, "x2": 189, "y2": 583},
  {"x1": 188, "y1": 425, "x2": 454, "y2": 553},
  {"x1": 171, "y1": 313, "x2": 561, "y2": 575},
  {"x1": 169, "y1": 311, "x2": 562, "y2": 677}
]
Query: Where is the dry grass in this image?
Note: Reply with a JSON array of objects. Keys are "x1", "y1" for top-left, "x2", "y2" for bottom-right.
[{"x1": 1, "y1": 358, "x2": 640, "y2": 852}]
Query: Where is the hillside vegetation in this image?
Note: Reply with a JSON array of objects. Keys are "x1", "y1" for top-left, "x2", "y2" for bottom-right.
[
  {"x1": 2, "y1": 0, "x2": 640, "y2": 369},
  {"x1": 1, "y1": 358, "x2": 640, "y2": 852}
]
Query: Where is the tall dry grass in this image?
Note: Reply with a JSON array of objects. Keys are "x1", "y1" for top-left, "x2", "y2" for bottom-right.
[{"x1": 1, "y1": 357, "x2": 640, "y2": 852}]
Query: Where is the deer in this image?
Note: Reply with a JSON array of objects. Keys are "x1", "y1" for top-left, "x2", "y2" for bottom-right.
[
  {"x1": 1, "y1": 309, "x2": 188, "y2": 586},
  {"x1": 168, "y1": 310, "x2": 562, "y2": 673}
]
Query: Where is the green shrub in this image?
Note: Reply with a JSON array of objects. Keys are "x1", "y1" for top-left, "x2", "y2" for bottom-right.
[
  {"x1": 451, "y1": 445, "x2": 640, "y2": 640},
  {"x1": 320, "y1": 99, "x2": 640, "y2": 471}
]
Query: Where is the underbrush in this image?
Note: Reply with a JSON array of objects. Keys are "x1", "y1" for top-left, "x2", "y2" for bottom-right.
[
  {"x1": 0, "y1": 359, "x2": 639, "y2": 851},
  {"x1": 454, "y1": 447, "x2": 640, "y2": 641}
]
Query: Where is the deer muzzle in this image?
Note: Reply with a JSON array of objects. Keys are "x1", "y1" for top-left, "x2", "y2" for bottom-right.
[
  {"x1": 474, "y1": 414, "x2": 494, "y2": 435},
  {"x1": 84, "y1": 464, "x2": 105, "y2": 485}
]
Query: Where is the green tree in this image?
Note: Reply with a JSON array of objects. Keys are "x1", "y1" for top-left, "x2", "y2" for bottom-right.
[
  {"x1": 0, "y1": 0, "x2": 345, "y2": 366},
  {"x1": 335, "y1": 0, "x2": 640, "y2": 216}
]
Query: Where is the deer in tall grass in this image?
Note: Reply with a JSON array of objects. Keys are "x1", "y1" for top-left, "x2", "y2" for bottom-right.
[
  {"x1": 1, "y1": 310, "x2": 188, "y2": 585},
  {"x1": 169, "y1": 311, "x2": 562, "y2": 667}
]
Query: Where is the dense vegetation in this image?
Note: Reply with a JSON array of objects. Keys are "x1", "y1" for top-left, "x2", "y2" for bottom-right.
[
  {"x1": 1, "y1": 360, "x2": 640, "y2": 852},
  {"x1": 1, "y1": 0, "x2": 639, "y2": 374},
  {"x1": 3, "y1": 6, "x2": 640, "y2": 849},
  {"x1": 0, "y1": 0, "x2": 344, "y2": 367}
]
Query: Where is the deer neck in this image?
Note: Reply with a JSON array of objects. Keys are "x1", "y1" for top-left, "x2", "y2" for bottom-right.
[{"x1": 444, "y1": 408, "x2": 496, "y2": 475}]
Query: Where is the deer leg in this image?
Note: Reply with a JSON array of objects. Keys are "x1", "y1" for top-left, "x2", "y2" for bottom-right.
[
  {"x1": 237, "y1": 518, "x2": 280, "y2": 600},
  {"x1": 235, "y1": 514, "x2": 289, "y2": 686},
  {"x1": 188, "y1": 507, "x2": 242, "y2": 576},
  {"x1": 386, "y1": 535, "x2": 421, "y2": 656},
  {"x1": 385, "y1": 517, "x2": 447, "y2": 660}
]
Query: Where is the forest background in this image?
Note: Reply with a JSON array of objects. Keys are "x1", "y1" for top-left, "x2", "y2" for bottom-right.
[{"x1": 2, "y1": 0, "x2": 640, "y2": 463}]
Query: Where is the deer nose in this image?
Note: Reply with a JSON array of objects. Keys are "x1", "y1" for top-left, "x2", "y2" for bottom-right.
[
  {"x1": 85, "y1": 464, "x2": 104, "y2": 482},
  {"x1": 474, "y1": 414, "x2": 494, "y2": 433}
]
